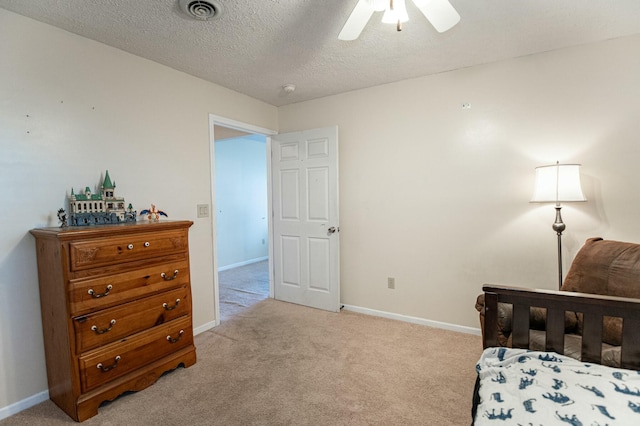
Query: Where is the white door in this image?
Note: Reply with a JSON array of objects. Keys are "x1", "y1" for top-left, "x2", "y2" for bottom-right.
[{"x1": 271, "y1": 126, "x2": 340, "y2": 311}]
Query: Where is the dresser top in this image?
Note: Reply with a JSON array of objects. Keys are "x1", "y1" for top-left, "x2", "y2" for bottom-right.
[{"x1": 30, "y1": 220, "x2": 194, "y2": 240}]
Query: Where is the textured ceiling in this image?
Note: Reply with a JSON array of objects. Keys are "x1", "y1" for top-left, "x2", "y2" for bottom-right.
[{"x1": 2, "y1": 0, "x2": 640, "y2": 107}]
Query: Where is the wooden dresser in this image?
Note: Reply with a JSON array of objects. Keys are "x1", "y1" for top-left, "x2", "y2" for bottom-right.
[{"x1": 30, "y1": 220, "x2": 196, "y2": 421}]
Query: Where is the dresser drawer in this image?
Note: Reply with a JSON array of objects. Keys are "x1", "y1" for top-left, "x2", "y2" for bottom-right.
[
  {"x1": 69, "y1": 260, "x2": 190, "y2": 315},
  {"x1": 73, "y1": 286, "x2": 191, "y2": 353},
  {"x1": 69, "y1": 229, "x2": 188, "y2": 271},
  {"x1": 79, "y1": 316, "x2": 193, "y2": 392}
]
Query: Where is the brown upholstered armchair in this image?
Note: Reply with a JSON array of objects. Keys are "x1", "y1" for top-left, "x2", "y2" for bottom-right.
[{"x1": 475, "y1": 237, "x2": 640, "y2": 367}]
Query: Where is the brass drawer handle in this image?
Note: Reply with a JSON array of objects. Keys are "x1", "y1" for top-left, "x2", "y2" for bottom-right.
[
  {"x1": 163, "y1": 299, "x2": 181, "y2": 311},
  {"x1": 166, "y1": 330, "x2": 184, "y2": 344},
  {"x1": 161, "y1": 270, "x2": 179, "y2": 281},
  {"x1": 88, "y1": 284, "x2": 113, "y2": 298},
  {"x1": 96, "y1": 355, "x2": 121, "y2": 372},
  {"x1": 91, "y1": 319, "x2": 116, "y2": 334}
]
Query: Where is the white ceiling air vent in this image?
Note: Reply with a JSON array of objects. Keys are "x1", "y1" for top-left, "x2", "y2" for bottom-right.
[{"x1": 178, "y1": 0, "x2": 223, "y2": 21}]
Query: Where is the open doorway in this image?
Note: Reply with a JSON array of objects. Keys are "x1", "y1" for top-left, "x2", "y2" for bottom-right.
[
  {"x1": 209, "y1": 117, "x2": 341, "y2": 322},
  {"x1": 212, "y1": 122, "x2": 274, "y2": 322}
]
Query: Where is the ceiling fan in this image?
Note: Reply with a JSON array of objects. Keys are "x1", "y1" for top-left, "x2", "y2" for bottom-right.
[{"x1": 339, "y1": 0, "x2": 460, "y2": 41}]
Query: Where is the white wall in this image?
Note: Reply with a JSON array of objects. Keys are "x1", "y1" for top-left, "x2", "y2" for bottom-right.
[
  {"x1": 3, "y1": 4, "x2": 640, "y2": 418},
  {"x1": 279, "y1": 34, "x2": 640, "y2": 330},
  {"x1": 215, "y1": 135, "x2": 268, "y2": 269},
  {"x1": 0, "y1": 9, "x2": 277, "y2": 413}
]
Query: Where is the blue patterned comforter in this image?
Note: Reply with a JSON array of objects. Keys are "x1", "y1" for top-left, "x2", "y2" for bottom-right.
[{"x1": 475, "y1": 347, "x2": 640, "y2": 425}]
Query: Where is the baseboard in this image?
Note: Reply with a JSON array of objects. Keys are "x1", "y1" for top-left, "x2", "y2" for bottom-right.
[
  {"x1": 341, "y1": 304, "x2": 482, "y2": 336},
  {"x1": 0, "y1": 390, "x2": 49, "y2": 421},
  {"x1": 218, "y1": 256, "x2": 268, "y2": 272},
  {"x1": 193, "y1": 320, "x2": 218, "y2": 335}
]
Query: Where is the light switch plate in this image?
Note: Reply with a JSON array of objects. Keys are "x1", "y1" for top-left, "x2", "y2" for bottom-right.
[{"x1": 197, "y1": 204, "x2": 209, "y2": 218}]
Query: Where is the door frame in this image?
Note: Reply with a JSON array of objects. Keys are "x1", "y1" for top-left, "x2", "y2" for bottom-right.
[{"x1": 208, "y1": 114, "x2": 277, "y2": 325}]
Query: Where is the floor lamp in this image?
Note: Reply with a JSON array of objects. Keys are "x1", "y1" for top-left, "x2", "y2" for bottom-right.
[{"x1": 531, "y1": 161, "x2": 586, "y2": 289}]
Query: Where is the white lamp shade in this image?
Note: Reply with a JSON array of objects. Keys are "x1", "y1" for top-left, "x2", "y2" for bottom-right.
[{"x1": 531, "y1": 163, "x2": 586, "y2": 203}]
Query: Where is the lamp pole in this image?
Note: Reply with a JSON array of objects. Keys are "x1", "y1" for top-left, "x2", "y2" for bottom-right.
[{"x1": 552, "y1": 204, "x2": 566, "y2": 290}]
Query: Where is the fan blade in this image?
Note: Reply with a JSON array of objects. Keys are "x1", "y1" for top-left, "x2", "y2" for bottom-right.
[
  {"x1": 338, "y1": 0, "x2": 375, "y2": 41},
  {"x1": 412, "y1": 0, "x2": 460, "y2": 33}
]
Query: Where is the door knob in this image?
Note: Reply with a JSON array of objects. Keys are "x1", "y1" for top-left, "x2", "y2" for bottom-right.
[{"x1": 327, "y1": 226, "x2": 337, "y2": 234}]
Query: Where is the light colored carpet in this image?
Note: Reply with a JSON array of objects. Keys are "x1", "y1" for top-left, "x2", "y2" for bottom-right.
[
  {"x1": 219, "y1": 260, "x2": 269, "y2": 322},
  {"x1": 1, "y1": 298, "x2": 482, "y2": 425}
]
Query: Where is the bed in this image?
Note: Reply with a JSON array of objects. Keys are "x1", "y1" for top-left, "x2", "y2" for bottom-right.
[{"x1": 472, "y1": 284, "x2": 640, "y2": 425}]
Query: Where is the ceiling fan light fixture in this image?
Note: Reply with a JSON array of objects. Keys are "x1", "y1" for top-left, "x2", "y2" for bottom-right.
[
  {"x1": 381, "y1": 0, "x2": 409, "y2": 24},
  {"x1": 369, "y1": 0, "x2": 388, "y2": 12},
  {"x1": 339, "y1": 0, "x2": 459, "y2": 41}
]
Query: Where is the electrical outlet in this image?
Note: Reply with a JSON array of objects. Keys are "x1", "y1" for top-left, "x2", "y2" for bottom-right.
[{"x1": 387, "y1": 277, "x2": 395, "y2": 289}]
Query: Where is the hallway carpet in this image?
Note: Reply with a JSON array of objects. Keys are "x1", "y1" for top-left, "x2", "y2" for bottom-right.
[{"x1": 219, "y1": 260, "x2": 269, "y2": 322}]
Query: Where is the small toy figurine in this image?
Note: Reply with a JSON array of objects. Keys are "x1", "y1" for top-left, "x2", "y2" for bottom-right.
[
  {"x1": 124, "y1": 203, "x2": 137, "y2": 222},
  {"x1": 140, "y1": 204, "x2": 168, "y2": 222},
  {"x1": 57, "y1": 208, "x2": 68, "y2": 228}
]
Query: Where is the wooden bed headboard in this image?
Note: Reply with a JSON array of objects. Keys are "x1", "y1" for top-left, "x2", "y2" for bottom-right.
[{"x1": 482, "y1": 284, "x2": 640, "y2": 370}]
